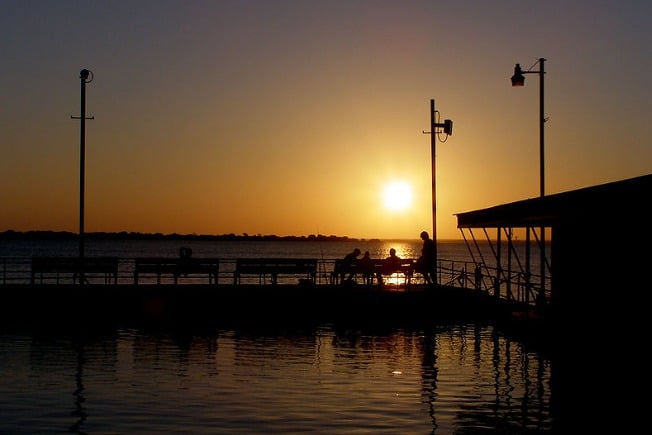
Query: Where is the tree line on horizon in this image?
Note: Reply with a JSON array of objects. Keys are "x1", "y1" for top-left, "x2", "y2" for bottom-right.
[{"x1": 0, "y1": 230, "x2": 381, "y2": 242}]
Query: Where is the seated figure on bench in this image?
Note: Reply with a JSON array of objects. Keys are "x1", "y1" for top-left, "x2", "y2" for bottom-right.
[
  {"x1": 358, "y1": 251, "x2": 375, "y2": 285},
  {"x1": 383, "y1": 248, "x2": 401, "y2": 272},
  {"x1": 379, "y1": 248, "x2": 412, "y2": 285},
  {"x1": 338, "y1": 248, "x2": 361, "y2": 283}
]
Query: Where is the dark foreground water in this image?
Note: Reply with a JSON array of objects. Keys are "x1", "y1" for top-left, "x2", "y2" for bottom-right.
[
  {"x1": 0, "y1": 238, "x2": 557, "y2": 433},
  {"x1": 0, "y1": 322, "x2": 553, "y2": 434}
]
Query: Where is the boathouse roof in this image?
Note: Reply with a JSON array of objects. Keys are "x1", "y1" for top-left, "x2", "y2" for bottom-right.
[
  {"x1": 453, "y1": 172, "x2": 651, "y2": 314},
  {"x1": 454, "y1": 173, "x2": 652, "y2": 228}
]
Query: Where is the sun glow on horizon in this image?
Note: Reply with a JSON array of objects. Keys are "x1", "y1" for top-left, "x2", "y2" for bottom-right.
[{"x1": 382, "y1": 181, "x2": 413, "y2": 211}]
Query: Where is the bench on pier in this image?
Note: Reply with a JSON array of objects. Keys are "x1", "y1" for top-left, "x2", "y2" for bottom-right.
[
  {"x1": 133, "y1": 257, "x2": 220, "y2": 285},
  {"x1": 379, "y1": 260, "x2": 415, "y2": 285},
  {"x1": 234, "y1": 258, "x2": 318, "y2": 285},
  {"x1": 31, "y1": 257, "x2": 119, "y2": 284},
  {"x1": 331, "y1": 258, "x2": 415, "y2": 286}
]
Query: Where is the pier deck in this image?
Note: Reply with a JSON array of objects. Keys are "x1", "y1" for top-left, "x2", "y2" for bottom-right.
[{"x1": 0, "y1": 282, "x2": 546, "y2": 340}]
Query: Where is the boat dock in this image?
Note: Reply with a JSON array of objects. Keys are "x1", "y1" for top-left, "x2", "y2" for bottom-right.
[
  {"x1": 0, "y1": 254, "x2": 547, "y2": 347},
  {"x1": 4, "y1": 173, "x2": 650, "y2": 337}
]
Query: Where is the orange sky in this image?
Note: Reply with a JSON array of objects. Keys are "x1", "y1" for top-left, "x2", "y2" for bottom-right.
[{"x1": 1, "y1": 1, "x2": 650, "y2": 239}]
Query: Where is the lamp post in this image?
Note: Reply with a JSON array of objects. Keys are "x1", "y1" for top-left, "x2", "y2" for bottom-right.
[
  {"x1": 71, "y1": 69, "x2": 94, "y2": 284},
  {"x1": 510, "y1": 58, "x2": 546, "y2": 197},
  {"x1": 511, "y1": 58, "x2": 546, "y2": 303},
  {"x1": 423, "y1": 99, "x2": 453, "y2": 285}
]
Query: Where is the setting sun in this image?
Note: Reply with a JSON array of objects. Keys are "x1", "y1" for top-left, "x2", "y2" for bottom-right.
[{"x1": 382, "y1": 181, "x2": 413, "y2": 211}]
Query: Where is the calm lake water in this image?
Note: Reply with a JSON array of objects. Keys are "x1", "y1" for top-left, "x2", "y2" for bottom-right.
[{"x1": 0, "y1": 238, "x2": 556, "y2": 433}]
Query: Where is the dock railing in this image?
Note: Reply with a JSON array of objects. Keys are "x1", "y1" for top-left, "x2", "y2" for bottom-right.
[{"x1": 0, "y1": 256, "x2": 548, "y2": 307}]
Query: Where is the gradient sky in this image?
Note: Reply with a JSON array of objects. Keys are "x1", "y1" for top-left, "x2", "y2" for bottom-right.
[{"x1": 2, "y1": 0, "x2": 650, "y2": 239}]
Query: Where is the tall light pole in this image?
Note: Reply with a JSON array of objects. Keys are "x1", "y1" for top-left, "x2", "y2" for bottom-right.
[
  {"x1": 511, "y1": 58, "x2": 547, "y2": 303},
  {"x1": 423, "y1": 99, "x2": 453, "y2": 285},
  {"x1": 71, "y1": 69, "x2": 94, "y2": 284},
  {"x1": 510, "y1": 58, "x2": 546, "y2": 197}
]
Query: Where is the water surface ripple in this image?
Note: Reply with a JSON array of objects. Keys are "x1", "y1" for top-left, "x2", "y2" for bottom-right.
[{"x1": 0, "y1": 324, "x2": 552, "y2": 434}]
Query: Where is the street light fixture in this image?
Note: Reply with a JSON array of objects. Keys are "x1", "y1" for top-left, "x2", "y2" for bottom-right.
[
  {"x1": 510, "y1": 63, "x2": 526, "y2": 87},
  {"x1": 510, "y1": 57, "x2": 547, "y2": 306},
  {"x1": 510, "y1": 58, "x2": 546, "y2": 197}
]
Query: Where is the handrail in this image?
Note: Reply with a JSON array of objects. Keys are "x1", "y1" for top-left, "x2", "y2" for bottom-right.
[{"x1": 0, "y1": 256, "x2": 547, "y2": 306}]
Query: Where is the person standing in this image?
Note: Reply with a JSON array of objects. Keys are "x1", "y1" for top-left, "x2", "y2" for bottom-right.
[{"x1": 416, "y1": 231, "x2": 437, "y2": 284}]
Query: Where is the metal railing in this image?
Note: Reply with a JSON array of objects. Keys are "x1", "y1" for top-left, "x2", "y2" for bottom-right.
[{"x1": 0, "y1": 256, "x2": 547, "y2": 306}]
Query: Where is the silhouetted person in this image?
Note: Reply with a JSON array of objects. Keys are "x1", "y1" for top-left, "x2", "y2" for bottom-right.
[
  {"x1": 416, "y1": 231, "x2": 436, "y2": 284},
  {"x1": 179, "y1": 246, "x2": 193, "y2": 276},
  {"x1": 339, "y1": 248, "x2": 361, "y2": 283},
  {"x1": 358, "y1": 250, "x2": 374, "y2": 285},
  {"x1": 474, "y1": 264, "x2": 482, "y2": 290},
  {"x1": 377, "y1": 248, "x2": 404, "y2": 285},
  {"x1": 383, "y1": 248, "x2": 402, "y2": 272}
]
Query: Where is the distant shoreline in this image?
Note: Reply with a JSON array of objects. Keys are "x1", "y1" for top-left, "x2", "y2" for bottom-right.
[
  {"x1": 0, "y1": 230, "x2": 388, "y2": 243},
  {"x1": 0, "y1": 230, "x2": 474, "y2": 243}
]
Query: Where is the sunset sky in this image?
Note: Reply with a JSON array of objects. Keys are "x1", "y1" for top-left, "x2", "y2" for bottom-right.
[{"x1": 1, "y1": 0, "x2": 650, "y2": 240}]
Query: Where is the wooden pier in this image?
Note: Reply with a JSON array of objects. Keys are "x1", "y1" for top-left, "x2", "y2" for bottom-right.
[{"x1": 0, "y1": 253, "x2": 550, "y2": 338}]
